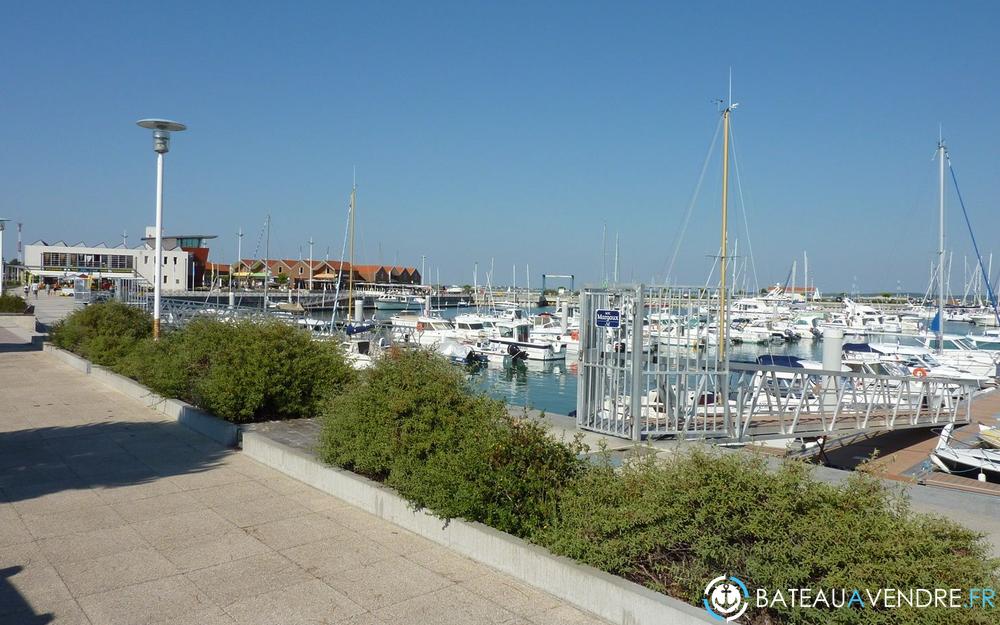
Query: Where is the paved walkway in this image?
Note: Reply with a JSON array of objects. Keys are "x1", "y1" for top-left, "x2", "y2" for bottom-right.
[{"x1": 0, "y1": 350, "x2": 609, "y2": 625}]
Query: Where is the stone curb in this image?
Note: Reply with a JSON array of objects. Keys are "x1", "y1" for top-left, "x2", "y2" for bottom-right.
[
  {"x1": 42, "y1": 344, "x2": 239, "y2": 447},
  {"x1": 241, "y1": 429, "x2": 713, "y2": 625}
]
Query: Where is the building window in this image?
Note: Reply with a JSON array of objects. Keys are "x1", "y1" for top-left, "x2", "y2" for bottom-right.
[
  {"x1": 299, "y1": 267, "x2": 303, "y2": 274},
  {"x1": 173, "y1": 257, "x2": 177, "y2": 265},
  {"x1": 163, "y1": 275, "x2": 167, "y2": 284}
]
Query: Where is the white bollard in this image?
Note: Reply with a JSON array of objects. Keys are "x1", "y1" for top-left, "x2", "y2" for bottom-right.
[{"x1": 822, "y1": 327, "x2": 844, "y2": 372}]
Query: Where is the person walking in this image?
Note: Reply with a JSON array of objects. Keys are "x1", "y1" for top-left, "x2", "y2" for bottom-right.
[{"x1": 31, "y1": 282, "x2": 38, "y2": 299}]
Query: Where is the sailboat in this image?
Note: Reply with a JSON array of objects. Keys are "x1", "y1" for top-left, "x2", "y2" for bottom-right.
[{"x1": 342, "y1": 179, "x2": 375, "y2": 336}]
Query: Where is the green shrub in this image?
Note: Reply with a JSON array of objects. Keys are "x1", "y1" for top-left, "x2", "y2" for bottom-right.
[
  {"x1": 320, "y1": 349, "x2": 585, "y2": 537},
  {"x1": 116, "y1": 318, "x2": 354, "y2": 423},
  {"x1": 539, "y1": 449, "x2": 999, "y2": 625},
  {"x1": 0, "y1": 293, "x2": 27, "y2": 313},
  {"x1": 50, "y1": 301, "x2": 151, "y2": 366}
]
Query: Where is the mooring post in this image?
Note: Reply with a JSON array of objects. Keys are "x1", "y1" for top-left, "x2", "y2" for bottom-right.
[
  {"x1": 575, "y1": 290, "x2": 590, "y2": 428},
  {"x1": 630, "y1": 286, "x2": 645, "y2": 442}
]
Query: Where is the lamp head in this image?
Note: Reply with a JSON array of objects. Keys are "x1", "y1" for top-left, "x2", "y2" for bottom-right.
[{"x1": 136, "y1": 119, "x2": 187, "y2": 154}]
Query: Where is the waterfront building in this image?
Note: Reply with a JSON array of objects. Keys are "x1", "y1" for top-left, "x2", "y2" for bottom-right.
[
  {"x1": 24, "y1": 239, "x2": 191, "y2": 289},
  {"x1": 232, "y1": 260, "x2": 421, "y2": 290}
]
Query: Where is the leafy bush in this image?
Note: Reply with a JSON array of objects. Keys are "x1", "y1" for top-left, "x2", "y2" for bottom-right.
[
  {"x1": 0, "y1": 293, "x2": 27, "y2": 313},
  {"x1": 539, "y1": 449, "x2": 999, "y2": 625},
  {"x1": 50, "y1": 301, "x2": 151, "y2": 366},
  {"x1": 117, "y1": 318, "x2": 354, "y2": 423},
  {"x1": 320, "y1": 349, "x2": 585, "y2": 536}
]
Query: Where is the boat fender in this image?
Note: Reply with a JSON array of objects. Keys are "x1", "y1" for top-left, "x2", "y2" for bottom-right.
[{"x1": 913, "y1": 367, "x2": 929, "y2": 378}]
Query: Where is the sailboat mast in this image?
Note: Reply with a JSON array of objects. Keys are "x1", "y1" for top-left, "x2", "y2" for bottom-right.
[
  {"x1": 613, "y1": 232, "x2": 619, "y2": 284},
  {"x1": 347, "y1": 183, "x2": 356, "y2": 320},
  {"x1": 937, "y1": 136, "x2": 945, "y2": 353},
  {"x1": 719, "y1": 104, "x2": 732, "y2": 361},
  {"x1": 263, "y1": 215, "x2": 270, "y2": 314},
  {"x1": 803, "y1": 251, "x2": 808, "y2": 300}
]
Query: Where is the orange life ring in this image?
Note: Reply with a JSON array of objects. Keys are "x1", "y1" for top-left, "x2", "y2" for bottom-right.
[
  {"x1": 570, "y1": 330, "x2": 579, "y2": 341},
  {"x1": 416, "y1": 322, "x2": 425, "y2": 332},
  {"x1": 913, "y1": 367, "x2": 928, "y2": 378}
]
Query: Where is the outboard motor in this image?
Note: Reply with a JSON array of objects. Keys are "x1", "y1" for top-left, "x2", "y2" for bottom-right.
[{"x1": 507, "y1": 344, "x2": 528, "y2": 361}]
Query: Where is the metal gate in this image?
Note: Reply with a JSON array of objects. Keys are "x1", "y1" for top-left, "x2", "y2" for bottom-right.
[{"x1": 576, "y1": 285, "x2": 731, "y2": 440}]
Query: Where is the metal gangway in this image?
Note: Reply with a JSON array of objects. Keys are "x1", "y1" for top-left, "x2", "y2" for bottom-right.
[{"x1": 576, "y1": 285, "x2": 978, "y2": 443}]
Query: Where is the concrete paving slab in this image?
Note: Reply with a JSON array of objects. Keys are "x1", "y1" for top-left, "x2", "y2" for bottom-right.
[
  {"x1": 460, "y1": 571, "x2": 563, "y2": 618},
  {"x1": 185, "y1": 480, "x2": 280, "y2": 508},
  {"x1": 404, "y1": 547, "x2": 491, "y2": 583},
  {"x1": 279, "y1": 532, "x2": 395, "y2": 579},
  {"x1": 211, "y1": 494, "x2": 311, "y2": 528},
  {"x1": 37, "y1": 525, "x2": 148, "y2": 565},
  {"x1": 91, "y1": 477, "x2": 184, "y2": 505},
  {"x1": 0, "y1": 513, "x2": 33, "y2": 549},
  {"x1": 77, "y1": 574, "x2": 212, "y2": 625},
  {"x1": 373, "y1": 585, "x2": 518, "y2": 625},
  {"x1": 244, "y1": 512, "x2": 348, "y2": 551},
  {"x1": 222, "y1": 578, "x2": 364, "y2": 625},
  {"x1": 321, "y1": 555, "x2": 453, "y2": 611},
  {"x1": 54, "y1": 547, "x2": 179, "y2": 597},
  {"x1": 21, "y1": 504, "x2": 127, "y2": 540},
  {"x1": 528, "y1": 604, "x2": 612, "y2": 625},
  {"x1": 157, "y1": 528, "x2": 271, "y2": 572},
  {"x1": 132, "y1": 509, "x2": 236, "y2": 551},
  {"x1": 185, "y1": 552, "x2": 312, "y2": 607},
  {"x1": 110, "y1": 490, "x2": 203, "y2": 523},
  {"x1": 0, "y1": 558, "x2": 74, "y2": 617}
]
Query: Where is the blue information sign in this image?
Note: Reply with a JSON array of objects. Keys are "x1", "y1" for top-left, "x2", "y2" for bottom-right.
[{"x1": 595, "y1": 309, "x2": 621, "y2": 328}]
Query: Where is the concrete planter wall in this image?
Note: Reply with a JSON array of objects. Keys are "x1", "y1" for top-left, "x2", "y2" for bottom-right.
[
  {"x1": 42, "y1": 345, "x2": 239, "y2": 447},
  {"x1": 241, "y1": 430, "x2": 713, "y2": 625},
  {"x1": 0, "y1": 312, "x2": 38, "y2": 332}
]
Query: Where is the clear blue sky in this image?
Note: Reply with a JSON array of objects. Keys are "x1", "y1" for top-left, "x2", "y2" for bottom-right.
[{"x1": 3, "y1": 1, "x2": 998, "y2": 292}]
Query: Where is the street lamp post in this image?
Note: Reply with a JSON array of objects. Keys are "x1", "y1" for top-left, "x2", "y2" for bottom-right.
[
  {"x1": 0, "y1": 218, "x2": 9, "y2": 294},
  {"x1": 136, "y1": 119, "x2": 186, "y2": 340}
]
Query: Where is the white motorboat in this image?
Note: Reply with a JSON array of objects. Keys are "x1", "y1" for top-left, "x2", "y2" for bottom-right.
[
  {"x1": 375, "y1": 294, "x2": 421, "y2": 311},
  {"x1": 730, "y1": 319, "x2": 786, "y2": 345},
  {"x1": 842, "y1": 343, "x2": 993, "y2": 389},
  {"x1": 489, "y1": 318, "x2": 566, "y2": 361},
  {"x1": 930, "y1": 423, "x2": 1000, "y2": 477},
  {"x1": 435, "y1": 339, "x2": 488, "y2": 366},
  {"x1": 389, "y1": 315, "x2": 461, "y2": 347}
]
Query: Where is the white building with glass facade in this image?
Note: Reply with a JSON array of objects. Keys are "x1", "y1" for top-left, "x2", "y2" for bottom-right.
[{"x1": 24, "y1": 240, "x2": 191, "y2": 290}]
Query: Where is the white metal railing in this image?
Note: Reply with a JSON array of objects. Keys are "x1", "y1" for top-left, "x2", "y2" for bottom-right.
[{"x1": 576, "y1": 285, "x2": 978, "y2": 442}]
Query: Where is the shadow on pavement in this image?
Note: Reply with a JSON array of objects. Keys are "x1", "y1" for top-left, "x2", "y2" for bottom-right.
[
  {"x1": 0, "y1": 566, "x2": 53, "y2": 624},
  {"x1": 0, "y1": 420, "x2": 232, "y2": 504}
]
